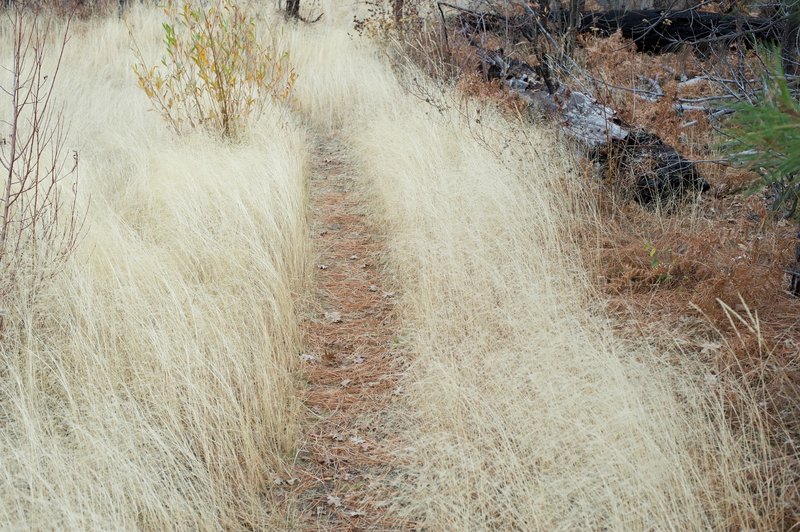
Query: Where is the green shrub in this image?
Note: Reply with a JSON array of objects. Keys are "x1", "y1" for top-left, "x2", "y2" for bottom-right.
[
  {"x1": 133, "y1": 0, "x2": 295, "y2": 139},
  {"x1": 721, "y1": 47, "x2": 800, "y2": 219}
]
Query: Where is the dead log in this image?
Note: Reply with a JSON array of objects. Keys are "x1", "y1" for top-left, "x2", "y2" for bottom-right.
[
  {"x1": 453, "y1": 6, "x2": 782, "y2": 54},
  {"x1": 286, "y1": 0, "x2": 300, "y2": 18},
  {"x1": 478, "y1": 48, "x2": 709, "y2": 203},
  {"x1": 578, "y1": 10, "x2": 783, "y2": 53}
]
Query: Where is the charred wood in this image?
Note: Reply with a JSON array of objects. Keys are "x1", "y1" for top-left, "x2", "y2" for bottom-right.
[
  {"x1": 454, "y1": 6, "x2": 783, "y2": 54},
  {"x1": 478, "y1": 48, "x2": 709, "y2": 203},
  {"x1": 578, "y1": 9, "x2": 783, "y2": 53}
]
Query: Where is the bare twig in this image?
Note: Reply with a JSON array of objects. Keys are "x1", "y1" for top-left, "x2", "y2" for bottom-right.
[{"x1": 0, "y1": 7, "x2": 84, "y2": 302}]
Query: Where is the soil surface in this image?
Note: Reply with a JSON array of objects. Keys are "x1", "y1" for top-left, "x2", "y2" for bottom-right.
[{"x1": 290, "y1": 133, "x2": 406, "y2": 531}]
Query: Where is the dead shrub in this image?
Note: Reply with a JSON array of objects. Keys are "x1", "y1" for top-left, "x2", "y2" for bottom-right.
[{"x1": 0, "y1": 7, "x2": 83, "y2": 307}]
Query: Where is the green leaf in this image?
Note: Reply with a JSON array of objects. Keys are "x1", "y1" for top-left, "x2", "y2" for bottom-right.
[{"x1": 719, "y1": 45, "x2": 800, "y2": 215}]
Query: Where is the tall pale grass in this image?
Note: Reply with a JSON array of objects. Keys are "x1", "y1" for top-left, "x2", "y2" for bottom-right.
[
  {"x1": 0, "y1": 9, "x2": 309, "y2": 529},
  {"x1": 287, "y1": 9, "x2": 781, "y2": 529},
  {"x1": 0, "y1": 3, "x2": 783, "y2": 528}
]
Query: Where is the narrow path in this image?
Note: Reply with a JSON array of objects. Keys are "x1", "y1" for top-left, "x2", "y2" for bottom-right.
[{"x1": 291, "y1": 132, "x2": 404, "y2": 530}]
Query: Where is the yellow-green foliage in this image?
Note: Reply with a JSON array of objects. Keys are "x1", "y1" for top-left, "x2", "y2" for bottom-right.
[{"x1": 133, "y1": 0, "x2": 295, "y2": 138}]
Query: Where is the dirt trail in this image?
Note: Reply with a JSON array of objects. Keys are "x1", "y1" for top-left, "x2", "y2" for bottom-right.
[{"x1": 291, "y1": 132, "x2": 405, "y2": 530}]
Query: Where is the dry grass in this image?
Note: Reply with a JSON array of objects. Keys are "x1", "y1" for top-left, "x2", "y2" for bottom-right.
[
  {"x1": 284, "y1": 7, "x2": 792, "y2": 528},
  {"x1": 591, "y1": 183, "x2": 800, "y2": 526},
  {"x1": 578, "y1": 31, "x2": 800, "y2": 523},
  {"x1": 361, "y1": 100, "x2": 784, "y2": 530},
  {"x1": 0, "y1": 3, "x2": 794, "y2": 529},
  {"x1": 0, "y1": 9, "x2": 310, "y2": 529}
]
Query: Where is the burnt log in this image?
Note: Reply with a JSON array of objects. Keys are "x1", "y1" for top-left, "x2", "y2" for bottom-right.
[
  {"x1": 286, "y1": 0, "x2": 300, "y2": 18},
  {"x1": 478, "y1": 48, "x2": 709, "y2": 203},
  {"x1": 578, "y1": 10, "x2": 783, "y2": 53},
  {"x1": 603, "y1": 132, "x2": 709, "y2": 203},
  {"x1": 453, "y1": 5, "x2": 782, "y2": 54}
]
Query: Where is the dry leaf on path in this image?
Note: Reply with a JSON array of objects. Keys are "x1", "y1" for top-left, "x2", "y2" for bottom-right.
[
  {"x1": 324, "y1": 311, "x2": 342, "y2": 323},
  {"x1": 326, "y1": 495, "x2": 342, "y2": 508}
]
